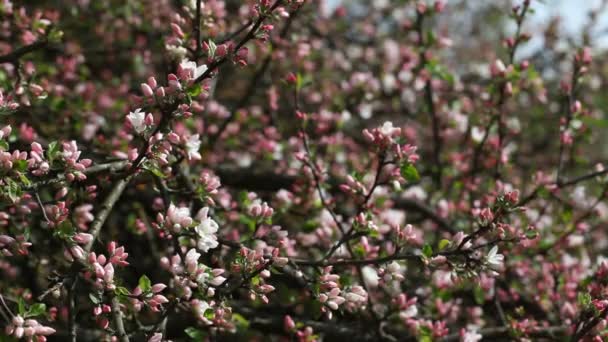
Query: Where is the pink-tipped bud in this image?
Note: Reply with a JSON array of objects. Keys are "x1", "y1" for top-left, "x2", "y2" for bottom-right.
[
  {"x1": 284, "y1": 315, "x2": 296, "y2": 331},
  {"x1": 147, "y1": 77, "x2": 157, "y2": 88},
  {"x1": 170, "y1": 23, "x2": 184, "y2": 38},
  {"x1": 141, "y1": 83, "x2": 154, "y2": 97},
  {"x1": 285, "y1": 72, "x2": 297, "y2": 84}
]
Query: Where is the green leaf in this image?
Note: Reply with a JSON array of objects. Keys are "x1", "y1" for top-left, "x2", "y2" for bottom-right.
[
  {"x1": 17, "y1": 298, "x2": 26, "y2": 315},
  {"x1": 0, "y1": 140, "x2": 8, "y2": 151},
  {"x1": 115, "y1": 286, "x2": 130, "y2": 297},
  {"x1": 18, "y1": 173, "x2": 31, "y2": 187},
  {"x1": 55, "y1": 221, "x2": 74, "y2": 239},
  {"x1": 144, "y1": 165, "x2": 166, "y2": 179},
  {"x1": 89, "y1": 293, "x2": 101, "y2": 304},
  {"x1": 185, "y1": 327, "x2": 206, "y2": 340},
  {"x1": 187, "y1": 83, "x2": 202, "y2": 97},
  {"x1": 422, "y1": 244, "x2": 433, "y2": 258},
  {"x1": 5, "y1": 178, "x2": 21, "y2": 203},
  {"x1": 524, "y1": 229, "x2": 538, "y2": 240},
  {"x1": 26, "y1": 303, "x2": 46, "y2": 318},
  {"x1": 46, "y1": 141, "x2": 59, "y2": 164},
  {"x1": 438, "y1": 239, "x2": 450, "y2": 250},
  {"x1": 578, "y1": 292, "x2": 592, "y2": 308},
  {"x1": 138, "y1": 275, "x2": 152, "y2": 293},
  {"x1": 473, "y1": 285, "x2": 485, "y2": 305},
  {"x1": 400, "y1": 163, "x2": 420, "y2": 183}
]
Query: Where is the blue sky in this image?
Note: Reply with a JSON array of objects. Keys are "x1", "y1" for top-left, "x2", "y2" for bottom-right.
[{"x1": 325, "y1": 0, "x2": 608, "y2": 49}]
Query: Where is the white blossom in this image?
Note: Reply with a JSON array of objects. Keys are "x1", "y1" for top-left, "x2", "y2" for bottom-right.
[
  {"x1": 180, "y1": 59, "x2": 208, "y2": 80},
  {"x1": 195, "y1": 208, "x2": 219, "y2": 252},
  {"x1": 186, "y1": 134, "x2": 201, "y2": 160},
  {"x1": 127, "y1": 108, "x2": 146, "y2": 133},
  {"x1": 362, "y1": 266, "x2": 379, "y2": 288},
  {"x1": 486, "y1": 246, "x2": 504, "y2": 270},
  {"x1": 379, "y1": 121, "x2": 400, "y2": 137},
  {"x1": 461, "y1": 330, "x2": 482, "y2": 342}
]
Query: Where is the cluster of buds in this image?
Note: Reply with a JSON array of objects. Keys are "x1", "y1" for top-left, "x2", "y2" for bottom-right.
[
  {"x1": 28, "y1": 142, "x2": 49, "y2": 176},
  {"x1": 73, "y1": 204, "x2": 95, "y2": 230},
  {"x1": 167, "y1": 132, "x2": 201, "y2": 161},
  {"x1": 394, "y1": 293, "x2": 418, "y2": 321},
  {"x1": 503, "y1": 189, "x2": 520, "y2": 206},
  {"x1": 379, "y1": 261, "x2": 405, "y2": 283},
  {"x1": 159, "y1": 203, "x2": 193, "y2": 233},
  {"x1": 190, "y1": 299, "x2": 233, "y2": 329},
  {"x1": 472, "y1": 207, "x2": 494, "y2": 225},
  {"x1": 199, "y1": 171, "x2": 221, "y2": 205},
  {"x1": 354, "y1": 213, "x2": 379, "y2": 231},
  {"x1": 251, "y1": 281, "x2": 275, "y2": 304},
  {"x1": 92, "y1": 304, "x2": 112, "y2": 329},
  {"x1": 157, "y1": 205, "x2": 221, "y2": 251},
  {"x1": 395, "y1": 143, "x2": 419, "y2": 164},
  {"x1": 363, "y1": 121, "x2": 401, "y2": 146},
  {"x1": 91, "y1": 257, "x2": 115, "y2": 290},
  {"x1": 45, "y1": 202, "x2": 68, "y2": 228},
  {"x1": 61, "y1": 141, "x2": 92, "y2": 181},
  {"x1": 396, "y1": 224, "x2": 419, "y2": 245},
  {"x1": 0, "y1": 149, "x2": 27, "y2": 171},
  {"x1": 161, "y1": 249, "x2": 226, "y2": 299},
  {"x1": 0, "y1": 234, "x2": 31, "y2": 256},
  {"x1": 72, "y1": 232, "x2": 94, "y2": 246},
  {"x1": 318, "y1": 267, "x2": 345, "y2": 313},
  {"x1": 248, "y1": 200, "x2": 274, "y2": 219},
  {"x1": 130, "y1": 283, "x2": 169, "y2": 312},
  {"x1": 5, "y1": 315, "x2": 56, "y2": 340},
  {"x1": 339, "y1": 175, "x2": 367, "y2": 195},
  {"x1": 363, "y1": 122, "x2": 420, "y2": 163},
  {"x1": 342, "y1": 285, "x2": 368, "y2": 311},
  {"x1": 0, "y1": 91, "x2": 19, "y2": 111},
  {"x1": 283, "y1": 315, "x2": 315, "y2": 342}
]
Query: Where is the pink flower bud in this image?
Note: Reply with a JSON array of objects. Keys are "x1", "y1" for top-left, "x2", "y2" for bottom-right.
[
  {"x1": 70, "y1": 245, "x2": 86, "y2": 260},
  {"x1": 151, "y1": 283, "x2": 167, "y2": 293},
  {"x1": 284, "y1": 315, "x2": 296, "y2": 331},
  {"x1": 147, "y1": 77, "x2": 157, "y2": 88},
  {"x1": 170, "y1": 23, "x2": 184, "y2": 38},
  {"x1": 73, "y1": 233, "x2": 93, "y2": 245},
  {"x1": 141, "y1": 83, "x2": 154, "y2": 97},
  {"x1": 285, "y1": 72, "x2": 297, "y2": 84}
]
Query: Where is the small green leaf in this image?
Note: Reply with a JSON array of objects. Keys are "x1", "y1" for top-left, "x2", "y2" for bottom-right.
[
  {"x1": 138, "y1": 275, "x2": 152, "y2": 293},
  {"x1": 578, "y1": 292, "x2": 592, "y2": 308},
  {"x1": 26, "y1": 303, "x2": 46, "y2": 318},
  {"x1": 400, "y1": 163, "x2": 420, "y2": 183},
  {"x1": 438, "y1": 239, "x2": 450, "y2": 250},
  {"x1": 473, "y1": 285, "x2": 485, "y2": 305},
  {"x1": 422, "y1": 244, "x2": 433, "y2": 258},
  {"x1": 115, "y1": 286, "x2": 130, "y2": 297},
  {"x1": 17, "y1": 298, "x2": 26, "y2": 315},
  {"x1": 46, "y1": 141, "x2": 59, "y2": 164},
  {"x1": 185, "y1": 327, "x2": 206, "y2": 340},
  {"x1": 144, "y1": 165, "x2": 166, "y2": 179},
  {"x1": 89, "y1": 293, "x2": 101, "y2": 304},
  {"x1": 187, "y1": 83, "x2": 202, "y2": 97}
]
